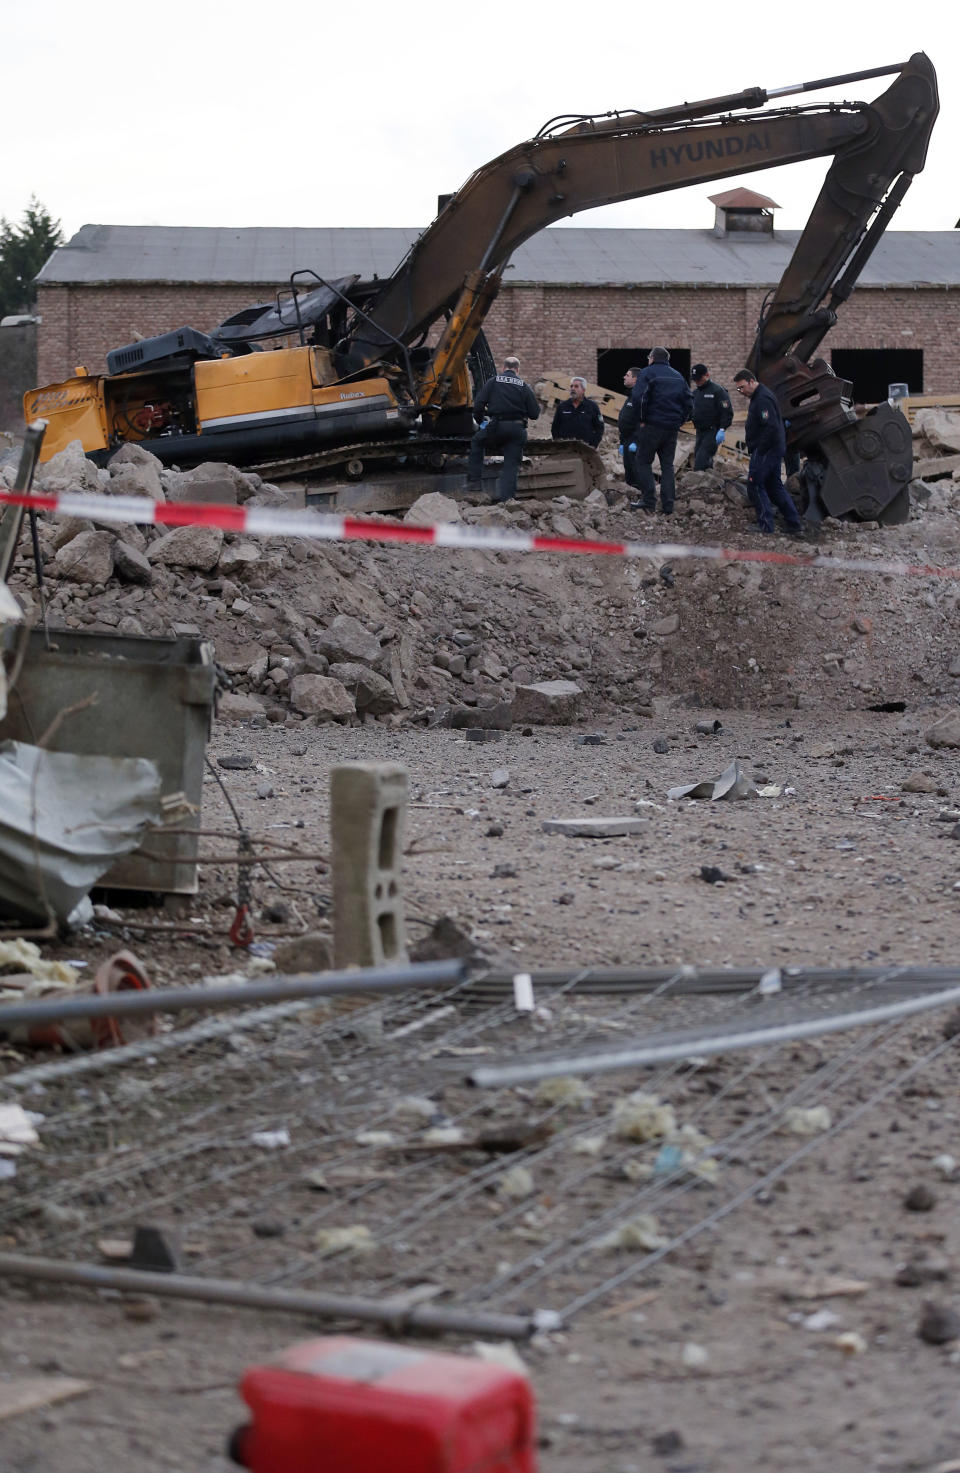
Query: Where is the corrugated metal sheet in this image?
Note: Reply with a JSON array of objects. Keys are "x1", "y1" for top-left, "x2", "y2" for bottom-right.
[{"x1": 36, "y1": 223, "x2": 960, "y2": 289}]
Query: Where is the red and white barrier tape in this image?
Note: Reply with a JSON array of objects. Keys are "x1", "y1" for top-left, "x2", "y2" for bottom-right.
[{"x1": 1, "y1": 486, "x2": 958, "y2": 582}]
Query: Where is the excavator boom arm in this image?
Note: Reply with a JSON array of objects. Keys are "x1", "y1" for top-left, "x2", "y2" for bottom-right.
[{"x1": 349, "y1": 55, "x2": 937, "y2": 376}]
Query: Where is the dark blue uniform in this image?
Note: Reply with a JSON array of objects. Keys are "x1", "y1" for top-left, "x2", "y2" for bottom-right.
[
  {"x1": 621, "y1": 362, "x2": 694, "y2": 514},
  {"x1": 743, "y1": 382, "x2": 801, "y2": 534},
  {"x1": 691, "y1": 378, "x2": 733, "y2": 471},
  {"x1": 468, "y1": 370, "x2": 541, "y2": 501},
  {"x1": 551, "y1": 395, "x2": 604, "y2": 448},
  {"x1": 618, "y1": 395, "x2": 641, "y2": 490}
]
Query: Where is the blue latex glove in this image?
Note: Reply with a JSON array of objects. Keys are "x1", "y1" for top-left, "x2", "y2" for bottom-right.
[
  {"x1": 628, "y1": 442, "x2": 637, "y2": 453},
  {"x1": 715, "y1": 429, "x2": 725, "y2": 445},
  {"x1": 617, "y1": 445, "x2": 624, "y2": 457},
  {"x1": 481, "y1": 418, "x2": 490, "y2": 427}
]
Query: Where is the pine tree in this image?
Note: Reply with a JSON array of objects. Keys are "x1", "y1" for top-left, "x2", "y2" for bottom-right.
[{"x1": 0, "y1": 199, "x2": 63, "y2": 319}]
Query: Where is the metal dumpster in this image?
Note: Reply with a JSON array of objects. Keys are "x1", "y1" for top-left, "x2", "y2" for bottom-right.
[{"x1": 0, "y1": 629, "x2": 216, "y2": 894}]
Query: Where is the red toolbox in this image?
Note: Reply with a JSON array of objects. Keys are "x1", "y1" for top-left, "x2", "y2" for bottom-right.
[{"x1": 231, "y1": 1337, "x2": 537, "y2": 1473}]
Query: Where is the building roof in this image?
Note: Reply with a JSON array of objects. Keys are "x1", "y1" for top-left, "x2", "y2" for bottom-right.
[
  {"x1": 708, "y1": 188, "x2": 780, "y2": 209},
  {"x1": 36, "y1": 222, "x2": 960, "y2": 291}
]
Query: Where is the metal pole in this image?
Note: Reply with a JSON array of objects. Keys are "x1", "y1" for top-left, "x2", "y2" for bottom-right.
[
  {"x1": 468, "y1": 980, "x2": 960, "y2": 1089},
  {"x1": 0, "y1": 419, "x2": 47, "y2": 583},
  {"x1": 767, "y1": 62, "x2": 907, "y2": 99},
  {"x1": 0, "y1": 959, "x2": 465, "y2": 1029},
  {"x1": 0, "y1": 1253, "x2": 548, "y2": 1340}
]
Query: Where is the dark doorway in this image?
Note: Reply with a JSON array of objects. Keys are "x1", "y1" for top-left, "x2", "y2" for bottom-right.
[
  {"x1": 596, "y1": 347, "x2": 692, "y2": 393},
  {"x1": 830, "y1": 348, "x2": 923, "y2": 404}
]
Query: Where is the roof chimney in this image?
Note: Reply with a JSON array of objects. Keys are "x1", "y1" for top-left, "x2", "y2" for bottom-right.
[{"x1": 708, "y1": 188, "x2": 779, "y2": 239}]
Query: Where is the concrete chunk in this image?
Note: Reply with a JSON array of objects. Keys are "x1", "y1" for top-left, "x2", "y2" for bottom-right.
[
  {"x1": 317, "y1": 614, "x2": 381, "y2": 666},
  {"x1": 404, "y1": 492, "x2": 463, "y2": 526},
  {"x1": 513, "y1": 680, "x2": 583, "y2": 725},
  {"x1": 542, "y1": 815, "x2": 650, "y2": 837},
  {"x1": 926, "y1": 710, "x2": 960, "y2": 749},
  {"x1": 148, "y1": 525, "x2": 223, "y2": 571},
  {"x1": 289, "y1": 674, "x2": 355, "y2": 720},
  {"x1": 53, "y1": 529, "x2": 115, "y2": 584}
]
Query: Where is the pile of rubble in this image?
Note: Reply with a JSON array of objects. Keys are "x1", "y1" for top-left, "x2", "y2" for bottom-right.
[
  {"x1": 908, "y1": 407, "x2": 960, "y2": 507},
  {"x1": 3, "y1": 423, "x2": 960, "y2": 724}
]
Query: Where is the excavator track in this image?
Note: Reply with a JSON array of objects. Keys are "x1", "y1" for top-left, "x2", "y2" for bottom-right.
[{"x1": 250, "y1": 434, "x2": 605, "y2": 488}]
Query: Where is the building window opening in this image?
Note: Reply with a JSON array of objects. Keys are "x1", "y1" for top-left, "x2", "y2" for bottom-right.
[
  {"x1": 830, "y1": 348, "x2": 923, "y2": 404},
  {"x1": 596, "y1": 347, "x2": 691, "y2": 394}
]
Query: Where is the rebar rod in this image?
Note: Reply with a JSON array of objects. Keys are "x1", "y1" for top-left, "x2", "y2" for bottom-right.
[{"x1": 0, "y1": 1253, "x2": 550, "y2": 1339}]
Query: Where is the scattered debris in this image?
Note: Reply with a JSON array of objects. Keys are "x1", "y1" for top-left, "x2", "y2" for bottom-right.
[
  {"x1": 611, "y1": 1092, "x2": 677, "y2": 1142},
  {"x1": 391, "y1": 1095, "x2": 438, "y2": 1122},
  {"x1": 595, "y1": 1214, "x2": 667, "y2": 1253},
  {"x1": 0, "y1": 940, "x2": 78, "y2": 987},
  {"x1": 250, "y1": 1128, "x2": 291, "y2": 1150},
  {"x1": 904, "y1": 1183, "x2": 937, "y2": 1213},
  {"x1": 570, "y1": 1134, "x2": 607, "y2": 1157},
  {"x1": 0, "y1": 741, "x2": 163, "y2": 922},
  {"x1": 355, "y1": 1130, "x2": 398, "y2": 1147},
  {"x1": 770, "y1": 1272, "x2": 869, "y2": 1301},
  {"x1": 0, "y1": 1102, "x2": 42, "y2": 1157},
  {"x1": 130, "y1": 1223, "x2": 182, "y2": 1273},
  {"x1": 833, "y1": 1330, "x2": 867, "y2": 1355},
  {"x1": 917, "y1": 1301, "x2": 960, "y2": 1345},
  {"x1": 542, "y1": 815, "x2": 650, "y2": 838},
  {"x1": 313, "y1": 1225, "x2": 376, "y2": 1257},
  {"x1": 497, "y1": 1165, "x2": 536, "y2": 1200},
  {"x1": 0, "y1": 1377, "x2": 92, "y2": 1423},
  {"x1": 668, "y1": 760, "x2": 758, "y2": 803},
  {"x1": 782, "y1": 1106, "x2": 832, "y2": 1136},
  {"x1": 534, "y1": 1076, "x2": 595, "y2": 1110},
  {"x1": 681, "y1": 1342, "x2": 709, "y2": 1369},
  {"x1": 421, "y1": 1126, "x2": 467, "y2": 1146},
  {"x1": 471, "y1": 1341, "x2": 529, "y2": 1376},
  {"x1": 803, "y1": 1308, "x2": 841, "y2": 1332},
  {"x1": 895, "y1": 1252, "x2": 950, "y2": 1288}
]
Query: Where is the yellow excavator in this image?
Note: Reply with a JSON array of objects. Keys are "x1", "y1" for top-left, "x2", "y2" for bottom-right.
[{"x1": 26, "y1": 55, "x2": 937, "y2": 524}]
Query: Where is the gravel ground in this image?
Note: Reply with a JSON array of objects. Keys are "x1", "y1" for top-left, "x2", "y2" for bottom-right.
[
  {"x1": 3, "y1": 705, "x2": 960, "y2": 1472},
  {"x1": 4, "y1": 435, "x2": 960, "y2": 1469}
]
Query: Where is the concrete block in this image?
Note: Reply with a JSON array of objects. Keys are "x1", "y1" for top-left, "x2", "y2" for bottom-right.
[
  {"x1": 330, "y1": 762, "x2": 408, "y2": 969},
  {"x1": 466, "y1": 727, "x2": 505, "y2": 742},
  {"x1": 542, "y1": 815, "x2": 649, "y2": 837},
  {"x1": 130, "y1": 1223, "x2": 182, "y2": 1273},
  {"x1": 513, "y1": 680, "x2": 583, "y2": 725}
]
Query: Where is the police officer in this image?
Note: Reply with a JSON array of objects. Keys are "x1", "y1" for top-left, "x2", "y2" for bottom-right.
[
  {"x1": 621, "y1": 347, "x2": 693, "y2": 516},
  {"x1": 551, "y1": 376, "x2": 604, "y2": 448},
  {"x1": 690, "y1": 363, "x2": 733, "y2": 471},
  {"x1": 618, "y1": 366, "x2": 644, "y2": 491},
  {"x1": 732, "y1": 369, "x2": 803, "y2": 538},
  {"x1": 466, "y1": 355, "x2": 540, "y2": 502}
]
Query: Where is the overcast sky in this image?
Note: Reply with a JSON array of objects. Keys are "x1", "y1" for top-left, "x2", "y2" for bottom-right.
[{"x1": 4, "y1": 0, "x2": 956, "y2": 247}]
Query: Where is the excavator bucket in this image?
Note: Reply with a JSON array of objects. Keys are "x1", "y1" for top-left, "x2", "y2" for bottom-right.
[{"x1": 815, "y1": 403, "x2": 914, "y2": 525}]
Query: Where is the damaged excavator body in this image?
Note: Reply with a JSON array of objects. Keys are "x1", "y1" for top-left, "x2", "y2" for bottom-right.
[{"x1": 25, "y1": 55, "x2": 938, "y2": 523}]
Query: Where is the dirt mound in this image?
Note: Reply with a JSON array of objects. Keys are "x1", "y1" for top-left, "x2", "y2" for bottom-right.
[{"x1": 4, "y1": 438, "x2": 960, "y2": 723}]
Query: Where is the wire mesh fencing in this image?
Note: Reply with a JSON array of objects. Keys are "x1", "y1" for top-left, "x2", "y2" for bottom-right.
[{"x1": 2, "y1": 964, "x2": 957, "y2": 1335}]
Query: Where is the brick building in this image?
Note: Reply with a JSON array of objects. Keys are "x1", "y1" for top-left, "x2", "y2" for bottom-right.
[{"x1": 35, "y1": 193, "x2": 960, "y2": 404}]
